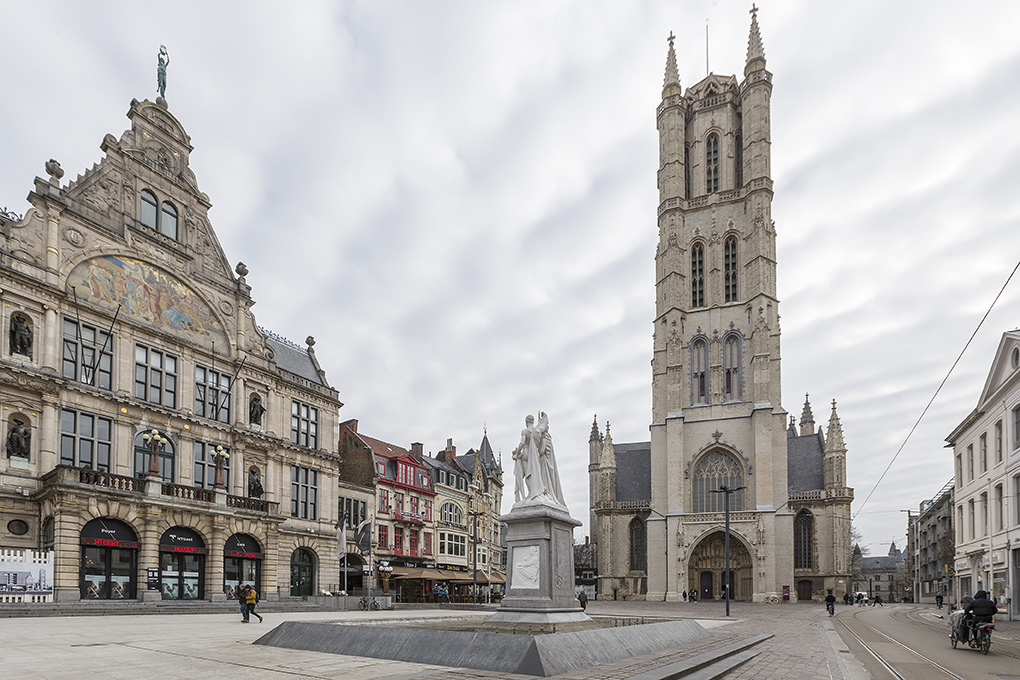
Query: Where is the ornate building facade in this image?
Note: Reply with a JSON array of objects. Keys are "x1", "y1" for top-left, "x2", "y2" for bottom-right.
[
  {"x1": 0, "y1": 96, "x2": 347, "y2": 602},
  {"x1": 589, "y1": 11, "x2": 852, "y2": 602}
]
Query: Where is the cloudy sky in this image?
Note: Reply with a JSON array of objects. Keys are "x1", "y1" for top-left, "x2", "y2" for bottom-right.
[{"x1": 3, "y1": 1, "x2": 1020, "y2": 554}]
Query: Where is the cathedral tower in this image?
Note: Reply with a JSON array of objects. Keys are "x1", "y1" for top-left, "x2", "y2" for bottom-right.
[{"x1": 647, "y1": 8, "x2": 793, "y2": 601}]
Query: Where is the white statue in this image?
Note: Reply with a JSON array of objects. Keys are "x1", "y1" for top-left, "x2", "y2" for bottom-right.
[{"x1": 512, "y1": 411, "x2": 565, "y2": 506}]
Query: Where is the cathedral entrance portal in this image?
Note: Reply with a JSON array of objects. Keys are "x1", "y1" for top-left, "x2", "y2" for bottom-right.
[{"x1": 687, "y1": 531, "x2": 753, "y2": 601}]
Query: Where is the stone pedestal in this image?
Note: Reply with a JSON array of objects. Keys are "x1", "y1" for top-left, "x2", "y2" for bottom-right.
[{"x1": 489, "y1": 502, "x2": 587, "y2": 624}]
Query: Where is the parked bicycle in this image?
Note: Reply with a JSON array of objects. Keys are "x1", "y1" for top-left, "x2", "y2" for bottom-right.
[{"x1": 359, "y1": 595, "x2": 380, "y2": 610}]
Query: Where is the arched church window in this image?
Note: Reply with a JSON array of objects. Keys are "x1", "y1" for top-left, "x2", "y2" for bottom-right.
[
  {"x1": 691, "y1": 337, "x2": 709, "y2": 405},
  {"x1": 724, "y1": 236, "x2": 738, "y2": 302},
  {"x1": 692, "y1": 451, "x2": 743, "y2": 513},
  {"x1": 705, "y1": 133, "x2": 719, "y2": 194},
  {"x1": 794, "y1": 511, "x2": 813, "y2": 569},
  {"x1": 160, "y1": 202, "x2": 178, "y2": 240},
  {"x1": 629, "y1": 517, "x2": 647, "y2": 572},
  {"x1": 691, "y1": 243, "x2": 705, "y2": 308},
  {"x1": 140, "y1": 190, "x2": 158, "y2": 229},
  {"x1": 723, "y1": 333, "x2": 741, "y2": 401}
]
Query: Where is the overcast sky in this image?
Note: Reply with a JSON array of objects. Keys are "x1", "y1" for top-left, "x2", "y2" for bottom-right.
[{"x1": 4, "y1": 1, "x2": 1020, "y2": 555}]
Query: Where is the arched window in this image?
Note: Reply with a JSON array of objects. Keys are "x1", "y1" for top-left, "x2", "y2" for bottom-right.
[
  {"x1": 691, "y1": 243, "x2": 705, "y2": 308},
  {"x1": 290, "y1": 548, "x2": 315, "y2": 597},
  {"x1": 723, "y1": 333, "x2": 741, "y2": 401},
  {"x1": 794, "y1": 511, "x2": 813, "y2": 569},
  {"x1": 133, "y1": 430, "x2": 175, "y2": 481},
  {"x1": 691, "y1": 337, "x2": 709, "y2": 405},
  {"x1": 629, "y1": 517, "x2": 647, "y2": 572},
  {"x1": 705, "y1": 133, "x2": 719, "y2": 194},
  {"x1": 160, "y1": 202, "x2": 178, "y2": 239},
  {"x1": 724, "y1": 236, "x2": 738, "y2": 303},
  {"x1": 440, "y1": 502, "x2": 464, "y2": 526},
  {"x1": 691, "y1": 451, "x2": 743, "y2": 513},
  {"x1": 140, "y1": 190, "x2": 158, "y2": 229}
]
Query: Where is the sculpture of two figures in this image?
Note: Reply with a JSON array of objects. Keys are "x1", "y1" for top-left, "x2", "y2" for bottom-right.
[{"x1": 512, "y1": 411, "x2": 565, "y2": 507}]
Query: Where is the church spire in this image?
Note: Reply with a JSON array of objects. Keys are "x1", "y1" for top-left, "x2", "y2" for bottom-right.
[
  {"x1": 745, "y1": 4, "x2": 766, "y2": 75},
  {"x1": 589, "y1": 414, "x2": 601, "y2": 443},
  {"x1": 599, "y1": 421, "x2": 616, "y2": 468},
  {"x1": 664, "y1": 31, "x2": 680, "y2": 91},
  {"x1": 799, "y1": 393, "x2": 815, "y2": 436}
]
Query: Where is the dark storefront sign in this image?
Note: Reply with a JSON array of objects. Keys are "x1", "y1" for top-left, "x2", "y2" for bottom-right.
[
  {"x1": 225, "y1": 533, "x2": 264, "y2": 559},
  {"x1": 81, "y1": 517, "x2": 140, "y2": 549},
  {"x1": 225, "y1": 533, "x2": 262, "y2": 600},
  {"x1": 159, "y1": 526, "x2": 208, "y2": 554}
]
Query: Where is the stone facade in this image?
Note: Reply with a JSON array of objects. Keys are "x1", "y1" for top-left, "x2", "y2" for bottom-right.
[
  {"x1": 946, "y1": 330, "x2": 1020, "y2": 615},
  {"x1": 907, "y1": 478, "x2": 954, "y2": 604},
  {"x1": 589, "y1": 11, "x2": 852, "y2": 603},
  {"x1": 0, "y1": 97, "x2": 347, "y2": 603}
]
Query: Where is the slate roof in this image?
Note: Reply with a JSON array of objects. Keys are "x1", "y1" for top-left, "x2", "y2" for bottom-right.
[
  {"x1": 787, "y1": 431, "x2": 824, "y2": 491},
  {"x1": 614, "y1": 441, "x2": 651, "y2": 501},
  {"x1": 265, "y1": 335, "x2": 328, "y2": 386}
]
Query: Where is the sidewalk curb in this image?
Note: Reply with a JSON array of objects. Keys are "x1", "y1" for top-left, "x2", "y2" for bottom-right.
[{"x1": 824, "y1": 617, "x2": 870, "y2": 680}]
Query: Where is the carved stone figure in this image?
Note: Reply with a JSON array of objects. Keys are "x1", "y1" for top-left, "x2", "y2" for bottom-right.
[
  {"x1": 248, "y1": 466, "x2": 264, "y2": 498},
  {"x1": 6, "y1": 419, "x2": 30, "y2": 459},
  {"x1": 9, "y1": 313, "x2": 32, "y2": 357},
  {"x1": 248, "y1": 394, "x2": 265, "y2": 426},
  {"x1": 157, "y1": 45, "x2": 170, "y2": 99},
  {"x1": 512, "y1": 411, "x2": 565, "y2": 506}
]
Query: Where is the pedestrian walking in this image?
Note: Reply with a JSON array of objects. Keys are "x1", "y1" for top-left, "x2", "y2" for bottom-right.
[
  {"x1": 245, "y1": 585, "x2": 263, "y2": 623},
  {"x1": 577, "y1": 590, "x2": 588, "y2": 611},
  {"x1": 935, "y1": 593, "x2": 943, "y2": 609},
  {"x1": 238, "y1": 584, "x2": 250, "y2": 622},
  {"x1": 872, "y1": 593, "x2": 883, "y2": 607},
  {"x1": 682, "y1": 590, "x2": 688, "y2": 602}
]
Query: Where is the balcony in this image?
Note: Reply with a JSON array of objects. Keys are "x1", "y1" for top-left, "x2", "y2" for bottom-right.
[
  {"x1": 40, "y1": 465, "x2": 279, "y2": 514},
  {"x1": 393, "y1": 510, "x2": 425, "y2": 525}
]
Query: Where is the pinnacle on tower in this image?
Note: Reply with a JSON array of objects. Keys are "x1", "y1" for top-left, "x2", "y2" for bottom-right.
[
  {"x1": 599, "y1": 421, "x2": 616, "y2": 467},
  {"x1": 800, "y1": 393, "x2": 815, "y2": 436},
  {"x1": 663, "y1": 31, "x2": 680, "y2": 92},
  {"x1": 590, "y1": 414, "x2": 601, "y2": 443},
  {"x1": 824, "y1": 399, "x2": 846, "y2": 453},
  {"x1": 745, "y1": 4, "x2": 766, "y2": 75}
]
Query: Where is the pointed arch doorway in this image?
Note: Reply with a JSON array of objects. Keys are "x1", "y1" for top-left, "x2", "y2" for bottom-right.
[{"x1": 687, "y1": 530, "x2": 753, "y2": 600}]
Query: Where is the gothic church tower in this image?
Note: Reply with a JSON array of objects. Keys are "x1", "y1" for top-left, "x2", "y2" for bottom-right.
[{"x1": 646, "y1": 9, "x2": 794, "y2": 601}]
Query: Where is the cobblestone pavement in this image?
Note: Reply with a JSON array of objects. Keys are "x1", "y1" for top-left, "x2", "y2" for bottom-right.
[{"x1": 0, "y1": 600, "x2": 869, "y2": 680}]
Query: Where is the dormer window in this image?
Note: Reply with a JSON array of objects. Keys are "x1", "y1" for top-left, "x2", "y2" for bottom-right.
[{"x1": 139, "y1": 188, "x2": 178, "y2": 240}]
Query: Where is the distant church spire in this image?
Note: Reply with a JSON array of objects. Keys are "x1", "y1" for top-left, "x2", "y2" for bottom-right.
[
  {"x1": 664, "y1": 31, "x2": 680, "y2": 89},
  {"x1": 590, "y1": 414, "x2": 601, "y2": 443},
  {"x1": 799, "y1": 394, "x2": 815, "y2": 436},
  {"x1": 599, "y1": 421, "x2": 616, "y2": 468}
]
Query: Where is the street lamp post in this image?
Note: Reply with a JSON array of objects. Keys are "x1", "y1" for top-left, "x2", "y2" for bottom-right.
[
  {"x1": 710, "y1": 484, "x2": 745, "y2": 617},
  {"x1": 141, "y1": 428, "x2": 168, "y2": 478}
]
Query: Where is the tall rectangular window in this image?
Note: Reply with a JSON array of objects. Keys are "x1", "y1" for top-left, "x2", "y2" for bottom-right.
[
  {"x1": 394, "y1": 527, "x2": 404, "y2": 553},
  {"x1": 62, "y1": 319, "x2": 113, "y2": 390},
  {"x1": 980, "y1": 433, "x2": 988, "y2": 473},
  {"x1": 1014, "y1": 406, "x2": 1020, "y2": 450},
  {"x1": 339, "y1": 497, "x2": 367, "y2": 526},
  {"x1": 994, "y1": 484, "x2": 1003, "y2": 532},
  {"x1": 193, "y1": 442, "x2": 229, "y2": 490},
  {"x1": 981, "y1": 492, "x2": 988, "y2": 535},
  {"x1": 290, "y1": 465, "x2": 318, "y2": 519},
  {"x1": 291, "y1": 400, "x2": 318, "y2": 448},
  {"x1": 135, "y1": 344, "x2": 177, "y2": 408},
  {"x1": 60, "y1": 408, "x2": 112, "y2": 471},
  {"x1": 705, "y1": 133, "x2": 719, "y2": 194},
  {"x1": 724, "y1": 236, "x2": 738, "y2": 303},
  {"x1": 1015, "y1": 476, "x2": 1020, "y2": 526},
  {"x1": 194, "y1": 365, "x2": 231, "y2": 423},
  {"x1": 955, "y1": 454, "x2": 962, "y2": 487},
  {"x1": 422, "y1": 499, "x2": 433, "y2": 522},
  {"x1": 423, "y1": 532, "x2": 433, "y2": 556},
  {"x1": 968, "y1": 499, "x2": 975, "y2": 540},
  {"x1": 691, "y1": 244, "x2": 705, "y2": 308},
  {"x1": 394, "y1": 492, "x2": 404, "y2": 515},
  {"x1": 995, "y1": 420, "x2": 1003, "y2": 463},
  {"x1": 967, "y1": 445, "x2": 974, "y2": 481},
  {"x1": 378, "y1": 525, "x2": 388, "y2": 549}
]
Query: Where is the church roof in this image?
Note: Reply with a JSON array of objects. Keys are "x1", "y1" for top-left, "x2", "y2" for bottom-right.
[
  {"x1": 614, "y1": 441, "x2": 651, "y2": 501},
  {"x1": 787, "y1": 432, "x2": 824, "y2": 491}
]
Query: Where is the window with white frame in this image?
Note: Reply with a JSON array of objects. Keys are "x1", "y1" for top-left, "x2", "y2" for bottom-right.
[{"x1": 980, "y1": 433, "x2": 988, "y2": 473}]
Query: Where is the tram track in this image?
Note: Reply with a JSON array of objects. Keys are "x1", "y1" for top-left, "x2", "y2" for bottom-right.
[{"x1": 834, "y1": 605, "x2": 1020, "y2": 679}]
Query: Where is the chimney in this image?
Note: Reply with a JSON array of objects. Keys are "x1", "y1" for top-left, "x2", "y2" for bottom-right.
[
  {"x1": 340, "y1": 419, "x2": 358, "y2": 434},
  {"x1": 410, "y1": 442, "x2": 424, "y2": 460},
  {"x1": 438, "y1": 438, "x2": 456, "y2": 464}
]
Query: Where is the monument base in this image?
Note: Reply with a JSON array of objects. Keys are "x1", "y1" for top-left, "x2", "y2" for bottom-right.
[{"x1": 496, "y1": 501, "x2": 586, "y2": 620}]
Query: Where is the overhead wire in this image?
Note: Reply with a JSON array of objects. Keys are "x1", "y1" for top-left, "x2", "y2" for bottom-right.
[{"x1": 852, "y1": 256, "x2": 1020, "y2": 520}]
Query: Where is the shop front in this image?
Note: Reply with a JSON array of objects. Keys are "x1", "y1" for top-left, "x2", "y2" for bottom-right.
[
  {"x1": 224, "y1": 533, "x2": 263, "y2": 600},
  {"x1": 80, "y1": 517, "x2": 139, "y2": 600},
  {"x1": 159, "y1": 527, "x2": 206, "y2": 600}
]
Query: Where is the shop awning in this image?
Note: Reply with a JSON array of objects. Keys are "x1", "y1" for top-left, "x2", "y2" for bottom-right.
[
  {"x1": 391, "y1": 567, "x2": 449, "y2": 580},
  {"x1": 449, "y1": 570, "x2": 506, "y2": 584}
]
